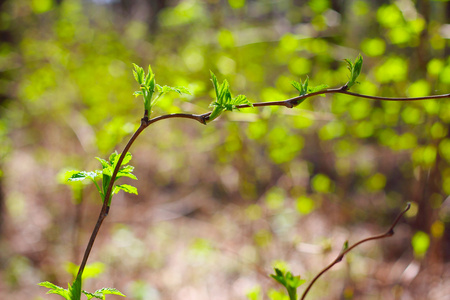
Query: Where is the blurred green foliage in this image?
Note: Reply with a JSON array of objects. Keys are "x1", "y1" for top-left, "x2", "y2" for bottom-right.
[{"x1": 0, "y1": 0, "x2": 449, "y2": 299}]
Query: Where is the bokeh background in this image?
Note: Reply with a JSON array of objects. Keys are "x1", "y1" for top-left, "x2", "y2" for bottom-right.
[{"x1": 0, "y1": 0, "x2": 449, "y2": 299}]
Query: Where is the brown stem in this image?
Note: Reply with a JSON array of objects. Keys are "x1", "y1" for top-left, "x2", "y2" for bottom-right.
[
  {"x1": 76, "y1": 118, "x2": 148, "y2": 277},
  {"x1": 300, "y1": 203, "x2": 411, "y2": 300},
  {"x1": 74, "y1": 84, "x2": 446, "y2": 279}
]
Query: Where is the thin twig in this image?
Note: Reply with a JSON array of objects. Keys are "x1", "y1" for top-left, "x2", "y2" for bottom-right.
[
  {"x1": 76, "y1": 118, "x2": 147, "y2": 277},
  {"x1": 74, "y1": 82, "x2": 446, "y2": 278},
  {"x1": 300, "y1": 202, "x2": 411, "y2": 300}
]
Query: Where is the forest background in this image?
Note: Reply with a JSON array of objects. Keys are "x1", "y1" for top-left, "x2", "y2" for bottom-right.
[{"x1": 0, "y1": 0, "x2": 449, "y2": 299}]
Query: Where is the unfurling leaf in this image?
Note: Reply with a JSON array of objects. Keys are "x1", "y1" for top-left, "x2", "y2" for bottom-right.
[
  {"x1": 270, "y1": 268, "x2": 306, "y2": 300},
  {"x1": 208, "y1": 71, "x2": 251, "y2": 122},
  {"x1": 132, "y1": 63, "x2": 191, "y2": 116},
  {"x1": 292, "y1": 77, "x2": 309, "y2": 96},
  {"x1": 113, "y1": 184, "x2": 138, "y2": 195},
  {"x1": 132, "y1": 63, "x2": 145, "y2": 85},
  {"x1": 65, "y1": 152, "x2": 137, "y2": 204},
  {"x1": 344, "y1": 54, "x2": 363, "y2": 89},
  {"x1": 66, "y1": 171, "x2": 100, "y2": 182},
  {"x1": 83, "y1": 287, "x2": 126, "y2": 299},
  {"x1": 38, "y1": 281, "x2": 70, "y2": 299}
]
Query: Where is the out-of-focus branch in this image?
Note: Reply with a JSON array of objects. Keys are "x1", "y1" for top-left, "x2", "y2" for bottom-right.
[{"x1": 300, "y1": 202, "x2": 412, "y2": 300}]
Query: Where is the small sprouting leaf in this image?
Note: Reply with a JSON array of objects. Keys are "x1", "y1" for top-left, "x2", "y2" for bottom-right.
[
  {"x1": 132, "y1": 63, "x2": 145, "y2": 85},
  {"x1": 66, "y1": 171, "x2": 100, "y2": 182},
  {"x1": 109, "y1": 151, "x2": 119, "y2": 165},
  {"x1": 95, "y1": 157, "x2": 110, "y2": 170},
  {"x1": 291, "y1": 77, "x2": 310, "y2": 96},
  {"x1": 113, "y1": 184, "x2": 138, "y2": 195},
  {"x1": 118, "y1": 152, "x2": 132, "y2": 166},
  {"x1": 210, "y1": 71, "x2": 220, "y2": 100},
  {"x1": 83, "y1": 287, "x2": 126, "y2": 300},
  {"x1": 208, "y1": 72, "x2": 251, "y2": 122},
  {"x1": 342, "y1": 240, "x2": 349, "y2": 251},
  {"x1": 38, "y1": 282, "x2": 70, "y2": 299},
  {"x1": 344, "y1": 54, "x2": 363, "y2": 89},
  {"x1": 231, "y1": 94, "x2": 252, "y2": 107},
  {"x1": 116, "y1": 170, "x2": 137, "y2": 181},
  {"x1": 157, "y1": 85, "x2": 192, "y2": 96},
  {"x1": 308, "y1": 84, "x2": 329, "y2": 95},
  {"x1": 270, "y1": 268, "x2": 305, "y2": 300},
  {"x1": 291, "y1": 80, "x2": 304, "y2": 95}
]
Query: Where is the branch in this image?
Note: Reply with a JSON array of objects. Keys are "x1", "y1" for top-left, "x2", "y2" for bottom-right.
[
  {"x1": 145, "y1": 87, "x2": 450, "y2": 126},
  {"x1": 300, "y1": 202, "x2": 411, "y2": 300},
  {"x1": 75, "y1": 81, "x2": 443, "y2": 278},
  {"x1": 76, "y1": 118, "x2": 147, "y2": 277}
]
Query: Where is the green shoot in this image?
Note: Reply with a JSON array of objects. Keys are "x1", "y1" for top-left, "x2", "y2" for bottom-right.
[
  {"x1": 270, "y1": 268, "x2": 306, "y2": 300},
  {"x1": 291, "y1": 77, "x2": 328, "y2": 103},
  {"x1": 66, "y1": 151, "x2": 137, "y2": 205},
  {"x1": 38, "y1": 275, "x2": 125, "y2": 300},
  {"x1": 132, "y1": 64, "x2": 191, "y2": 116},
  {"x1": 208, "y1": 71, "x2": 252, "y2": 121},
  {"x1": 38, "y1": 274, "x2": 82, "y2": 300},
  {"x1": 344, "y1": 54, "x2": 363, "y2": 89}
]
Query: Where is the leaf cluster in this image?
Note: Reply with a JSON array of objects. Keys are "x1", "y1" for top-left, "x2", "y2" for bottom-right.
[
  {"x1": 132, "y1": 64, "x2": 191, "y2": 116},
  {"x1": 38, "y1": 278, "x2": 125, "y2": 300},
  {"x1": 270, "y1": 268, "x2": 306, "y2": 300},
  {"x1": 66, "y1": 151, "x2": 137, "y2": 205},
  {"x1": 344, "y1": 54, "x2": 363, "y2": 89},
  {"x1": 291, "y1": 77, "x2": 328, "y2": 102},
  {"x1": 208, "y1": 71, "x2": 253, "y2": 121}
]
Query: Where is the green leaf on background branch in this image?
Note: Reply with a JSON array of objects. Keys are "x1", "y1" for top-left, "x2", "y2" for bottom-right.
[
  {"x1": 208, "y1": 71, "x2": 253, "y2": 121},
  {"x1": 344, "y1": 54, "x2": 363, "y2": 89},
  {"x1": 270, "y1": 268, "x2": 306, "y2": 300},
  {"x1": 132, "y1": 63, "x2": 191, "y2": 116}
]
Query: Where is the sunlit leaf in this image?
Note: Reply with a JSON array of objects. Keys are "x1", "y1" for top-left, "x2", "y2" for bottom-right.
[
  {"x1": 113, "y1": 184, "x2": 138, "y2": 195},
  {"x1": 344, "y1": 54, "x2": 363, "y2": 89},
  {"x1": 83, "y1": 288, "x2": 126, "y2": 300},
  {"x1": 38, "y1": 282, "x2": 70, "y2": 299},
  {"x1": 270, "y1": 268, "x2": 305, "y2": 300}
]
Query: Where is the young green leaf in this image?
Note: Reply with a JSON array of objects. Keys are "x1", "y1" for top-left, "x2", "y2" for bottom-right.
[
  {"x1": 132, "y1": 63, "x2": 191, "y2": 116},
  {"x1": 292, "y1": 77, "x2": 309, "y2": 96},
  {"x1": 66, "y1": 171, "x2": 101, "y2": 182},
  {"x1": 83, "y1": 288, "x2": 126, "y2": 300},
  {"x1": 208, "y1": 71, "x2": 252, "y2": 122},
  {"x1": 116, "y1": 166, "x2": 137, "y2": 180},
  {"x1": 132, "y1": 63, "x2": 145, "y2": 85},
  {"x1": 38, "y1": 282, "x2": 71, "y2": 299},
  {"x1": 344, "y1": 54, "x2": 363, "y2": 89},
  {"x1": 113, "y1": 184, "x2": 138, "y2": 195},
  {"x1": 66, "y1": 152, "x2": 137, "y2": 205},
  {"x1": 342, "y1": 240, "x2": 349, "y2": 251},
  {"x1": 308, "y1": 83, "x2": 329, "y2": 94},
  {"x1": 157, "y1": 85, "x2": 192, "y2": 96},
  {"x1": 270, "y1": 268, "x2": 306, "y2": 300}
]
